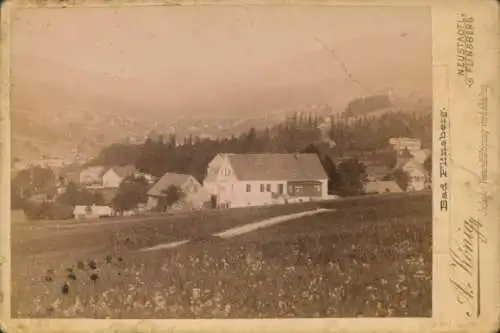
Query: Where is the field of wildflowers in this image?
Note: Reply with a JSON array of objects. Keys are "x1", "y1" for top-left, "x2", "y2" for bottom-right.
[{"x1": 12, "y1": 192, "x2": 431, "y2": 318}]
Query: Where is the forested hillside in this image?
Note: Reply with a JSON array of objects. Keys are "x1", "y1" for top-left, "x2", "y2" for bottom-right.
[{"x1": 88, "y1": 110, "x2": 431, "y2": 182}]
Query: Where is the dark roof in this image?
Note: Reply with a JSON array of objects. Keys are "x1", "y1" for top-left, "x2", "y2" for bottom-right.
[
  {"x1": 148, "y1": 172, "x2": 194, "y2": 196},
  {"x1": 396, "y1": 156, "x2": 413, "y2": 169},
  {"x1": 226, "y1": 153, "x2": 328, "y2": 181},
  {"x1": 110, "y1": 165, "x2": 137, "y2": 178}
]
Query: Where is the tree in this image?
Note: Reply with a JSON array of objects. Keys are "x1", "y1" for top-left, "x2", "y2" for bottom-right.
[
  {"x1": 393, "y1": 168, "x2": 410, "y2": 192},
  {"x1": 12, "y1": 169, "x2": 31, "y2": 197},
  {"x1": 56, "y1": 181, "x2": 94, "y2": 206},
  {"x1": 12, "y1": 166, "x2": 57, "y2": 200},
  {"x1": 157, "y1": 185, "x2": 186, "y2": 212},
  {"x1": 246, "y1": 127, "x2": 257, "y2": 144},
  {"x1": 424, "y1": 155, "x2": 432, "y2": 177},
  {"x1": 112, "y1": 175, "x2": 149, "y2": 214},
  {"x1": 93, "y1": 192, "x2": 105, "y2": 206},
  {"x1": 322, "y1": 155, "x2": 342, "y2": 194},
  {"x1": 168, "y1": 134, "x2": 177, "y2": 148},
  {"x1": 400, "y1": 147, "x2": 413, "y2": 158},
  {"x1": 378, "y1": 147, "x2": 398, "y2": 169},
  {"x1": 301, "y1": 143, "x2": 321, "y2": 156},
  {"x1": 336, "y1": 158, "x2": 367, "y2": 196},
  {"x1": 11, "y1": 187, "x2": 25, "y2": 210},
  {"x1": 31, "y1": 166, "x2": 56, "y2": 195}
]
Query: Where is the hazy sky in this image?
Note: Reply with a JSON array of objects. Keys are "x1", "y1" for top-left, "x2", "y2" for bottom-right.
[{"x1": 11, "y1": 6, "x2": 432, "y2": 118}]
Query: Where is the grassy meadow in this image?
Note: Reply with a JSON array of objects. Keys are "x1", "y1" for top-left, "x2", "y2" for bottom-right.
[{"x1": 12, "y1": 192, "x2": 431, "y2": 318}]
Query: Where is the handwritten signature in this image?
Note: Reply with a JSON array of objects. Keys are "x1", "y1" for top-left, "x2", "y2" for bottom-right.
[{"x1": 450, "y1": 217, "x2": 487, "y2": 317}]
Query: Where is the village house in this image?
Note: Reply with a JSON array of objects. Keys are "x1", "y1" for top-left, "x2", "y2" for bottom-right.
[
  {"x1": 389, "y1": 137, "x2": 422, "y2": 156},
  {"x1": 203, "y1": 153, "x2": 329, "y2": 208},
  {"x1": 79, "y1": 165, "x2": 140, "y2": 189},
  {"x1": 147, "y1": 172, "x2": 210, "y2": 211},
  {"x1": 101, "y1": 165, "x2": 137, "y2": 188},
  {"x1": 402, "y1": 158, "x2": 429, "y2": 192},
  {"x1": 79, "y1": 166, "x2": 107, "y2": 187}
]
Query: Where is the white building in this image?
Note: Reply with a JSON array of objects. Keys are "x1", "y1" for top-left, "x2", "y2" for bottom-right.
[
  {"x1": 101, "y1": 165, "x2": 137, "y2": 188},
  {"x1": 79, "y1": 166, "x2": 107, "y2": 187},
  {"x1": 203, "y1": 153, "x2": 329, "y2": 208},
  {"x1": 73, "y1": 204, "x2": 113, "y2": 220},
  {"x1": 389, "y1": 137, "x2": 422, "y2": 156},
  {"x1": 80, "y1": 165, "x2": 138, "y2": 188}
]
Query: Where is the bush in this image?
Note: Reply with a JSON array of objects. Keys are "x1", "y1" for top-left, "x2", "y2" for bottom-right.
[
  {"x1": 46, "y1": 204, "x2": 74, "y2": 220},
  {"x1": 23, "y1": 201, "x2": 74, "y2": 221}
]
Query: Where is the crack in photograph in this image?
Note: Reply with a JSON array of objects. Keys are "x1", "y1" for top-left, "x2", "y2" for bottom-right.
[{"x1": 10, "y1": 4, "x2": 432, "y2": 319}]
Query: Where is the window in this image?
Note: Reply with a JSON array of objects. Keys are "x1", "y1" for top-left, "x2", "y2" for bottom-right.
[
  {"x1": 260, "y1": 184, "x2": 265, "y2": 192},
  {"x1": 246, "y1": 184, "x2": 251, "y2": 192},
  {"x1": 266, "y1": 184, "x2": 271, "y2": 192},
  {"x1": 278, "y1": 184, "x2": 284, "y2": 194}
]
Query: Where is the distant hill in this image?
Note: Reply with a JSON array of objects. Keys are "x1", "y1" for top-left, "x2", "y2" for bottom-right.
[
  {"x1": 344, "y1": 94, "x2": 393, "y2": 118},
  {"x1": 11, "y1": 46, "x2": 431, "y2": 160}
]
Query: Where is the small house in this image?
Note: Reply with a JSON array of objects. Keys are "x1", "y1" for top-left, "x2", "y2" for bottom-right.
[
  {"x1": 101, "y1": 165, "x2": 137, "y2": 188},
  {"x1": 147, "y1": 172, "x2": 210, "y2": 211},
  {"x1": 79, "y1": 166, "x2": 107, "y2": 187}
]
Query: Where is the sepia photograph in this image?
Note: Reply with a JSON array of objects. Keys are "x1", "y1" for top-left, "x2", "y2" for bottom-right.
[{"x1": 9, "y1": 4, "x2": 434, "y2": 319}]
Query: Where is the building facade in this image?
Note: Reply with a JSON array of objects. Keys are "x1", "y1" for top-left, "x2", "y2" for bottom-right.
[{"x1": 203, "y1": 153, "x2": 328, "y2": 208}]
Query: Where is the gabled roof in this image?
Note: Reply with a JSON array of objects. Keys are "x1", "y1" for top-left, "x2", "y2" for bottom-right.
[
  {"x1": 413, "y1": 149, "x2": 431, "y2": 164},
  {"x1": 108, "y1": 165, "x2": 137, "y2": 178},
  {"x1": 80, "y1": 166, "x2": 107, "y2": 178},
  {"x1": 396, "y1": 156, "x2": 413, "y2": 169},
  {"x1": 148, "y1": 172, "x2": 194, "y2": 196},
  {"x1": 225, "y1": 153, "x2": 328, "y2": 181},
  {"x1": 402, "y1": 159, "x2": 428, "y2": 175}
]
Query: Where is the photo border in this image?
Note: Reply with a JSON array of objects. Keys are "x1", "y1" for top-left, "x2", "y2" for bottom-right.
[{"x1": 1, "y1": 0, "x2": 498, "y2": 332}]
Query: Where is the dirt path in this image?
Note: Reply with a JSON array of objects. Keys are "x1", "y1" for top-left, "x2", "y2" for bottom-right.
[{"x1": 139, "y1": 208, "x2": 335, "y2": 252}]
